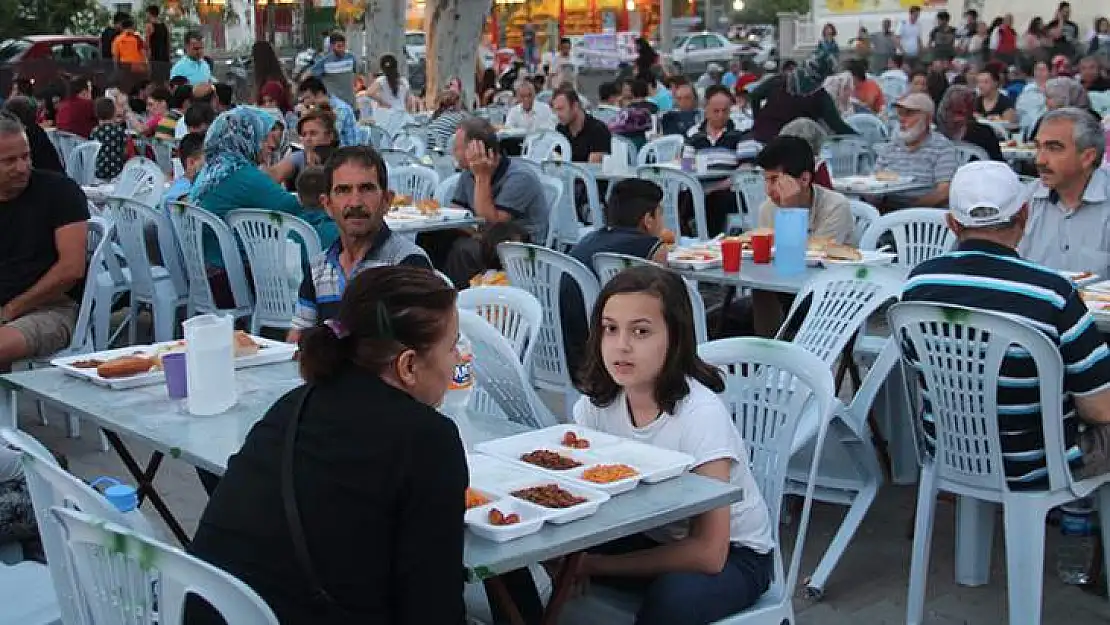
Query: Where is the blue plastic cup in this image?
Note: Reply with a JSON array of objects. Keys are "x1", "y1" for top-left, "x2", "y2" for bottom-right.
[{"x1": 774, "y1": 208, "x2": 810, "y2": 276}]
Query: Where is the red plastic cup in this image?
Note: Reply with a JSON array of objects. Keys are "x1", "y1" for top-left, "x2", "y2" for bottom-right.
[
  {"x1": 720, "y1": 238, "x2": 742, "y2": 273},
  {"x1": 751, "y1": 234, "x2": 773, "y2": 264}
]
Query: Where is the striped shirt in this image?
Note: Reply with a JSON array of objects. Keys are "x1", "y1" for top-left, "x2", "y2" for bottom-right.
[
  {"x1": 873, "y1": 132, "x2": 958, "y2": 207},
  {"x1": 902, "y1": 238, "x2": 1110, "y2": 489},
  {"x1": 329, "y1": 96, "x2": 359, "y2": 147},
  {"x1": 426, "y1": 110, "x2": 468, "y2": 152},
  {"x1": 291, "y1": 225, "x2": 431, "y2": 330}
]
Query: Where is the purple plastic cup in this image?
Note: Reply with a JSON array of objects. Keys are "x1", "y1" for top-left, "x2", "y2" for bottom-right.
[{"x1": 162, "y1": 352, "x2": 188, "y2": 399}]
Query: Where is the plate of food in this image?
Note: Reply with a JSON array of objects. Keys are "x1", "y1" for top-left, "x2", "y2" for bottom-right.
[
  {"x1": 566, "y1": 463, "x2": 642, "y2": 495},
  {"x1": 1060, "y1": 271, "x2": 1100, "y2": 287},
  {"x1": 51, "y1": 333, "x2": 296, "y2": 390},
  {"x1": 504, "y1": 478, "x2": 610, "y2": 524},
  {"x1": 464, "y1": 497, "x2": 547, "y2": 542},
  {"x1": 667, "y1": 247, "x2": 722, "y2": 270},
  {"x1": 819, "y1": 245, "x2": 898, "y2": 266}
]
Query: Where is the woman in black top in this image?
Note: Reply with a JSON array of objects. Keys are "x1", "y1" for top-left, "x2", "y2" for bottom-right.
[
  {"x1": 974, "y1": 67, "x2": 1017, "y2": 123},
  {"x1": 187, "y1": 266, "x2": 468, "y2": 625},
  {"x1": 750, "y1": 49, "x2": 855, "y2": 144},
  {"x1": 936, "y1": 85, "x2": 1004, "y2": 162}
]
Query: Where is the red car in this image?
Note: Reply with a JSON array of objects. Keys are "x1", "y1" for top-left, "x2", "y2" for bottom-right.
[{"x1": 0, "y1": 35, "x2": 112, "y2": 99}]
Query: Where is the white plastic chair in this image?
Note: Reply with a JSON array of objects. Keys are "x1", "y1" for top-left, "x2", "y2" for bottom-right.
[
  {"x1": 878, "y1": 74, "x2": 908, "y2": 106},
  {"x1": 113, "y1": 157, "x2": 167, "y2": 208},
  {"x1": 636, "y1": 134, "x2": 684, "y2": 165},
  {"x1": 0, "y1": 560, "x2": 60, "y2": 625},
  {"x1": 388, "y1": 164, "x2": 440, "y2": 202},
  {"x1": 0, "y1": 427, "x2": 140, "y2": 625},
  {"x1": 358, "y1": 124, "x2": 393, "y2": 149},
  {"x1": 541, "y1": 162, "x2": 600, "y2": 251},
  {"x1": 227, "y1": 209, "x2": 323, "y2": 334},
  {"x1": 149, "y1": 138, "x2": 175, "y2": 176},
  {"x1": 497, "y1": 242, "x2": 599, "y2": 420},
  {"x1": 458, "y1": 309, "x2": 559, "y2": 429},
  {"x1": 1087, "y1": 90, "x2": 1110, "y2": 117},
  {"x1": 49, "y1": 507, "x2": 279, "y2": 625},
  {"x1": 953, "y1": 141, "x2": 991, "y2": 166},
  {"x1": 521, "y1": 130, "x2": 572, "y2": 162},
  {"x1": 888, "y1": 302, "x2": 1110, "y2": 625},
  {"x1": 106, "y1": 198, "x2": 189, "y2": 343},
  {"x1": 858, "y1": 208, "x2": 957, "y2": 270},
  {"x1": 730, "y1": 168, "x2": 766, "y2": 231},
  {"x1": 591, "y1": 252, "x2": 709, "y2": 344},
  {"x1": 379, "y1": 148, "x2": 420, "y2": 169},
  {"x1": 636, "y1": 165, "x2": 709, "y2": 242},
  {"x1": 591, "y1": 105, "x2": 620, "y2": 124},
  {"x1": 848, "y1": 199, "x2": 880, "y2": 247},
  {"x1": 436, "y1": 172, "x2": 461, "y2": 207},
  {"x1": 390, "y1": 132, "x2": 427, "y2": 157},
  {"x1": 541, "y1": 160, "x2": 604, "y2": 226},
  {"x1": 50, "y1": 130, "x2": 84, "y2": 157},
  {"x1": 64, "y1": 140, "x2": 102, "y2": 186},
  {"x1": 538, "y1": 174, "x2": 569, "y2": 250},
  {"x1": 457, "y1": 285, "x2": 542, "y2": 370},
  {"x1": 167, "y1": 202, "x2": 254, "y2": 322},
  {"x1": 823, "y1": 135, "x2": 873, "y2": 178},
  {"x1": 610, "y1": 135, "x2": 638, "y2": 167},
  {"x1": 846, "y1": 112, "x2": 890, "y2": 144}
]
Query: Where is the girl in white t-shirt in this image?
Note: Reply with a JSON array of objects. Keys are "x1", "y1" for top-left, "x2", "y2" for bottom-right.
[
  {"x1": 573, "y1": 266, "x2": 774, "y2": 624},
  {"x1": 366, "y1": 54, "x2": 410, "y2": 111}
]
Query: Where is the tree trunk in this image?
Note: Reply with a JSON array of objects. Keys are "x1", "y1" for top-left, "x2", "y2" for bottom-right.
[
  {"x1": 363, "y1": 0, "x2": 407, "y2": 78},
  {"x1": 425, "y1": 0, "x2": 491, "y2": 109}
]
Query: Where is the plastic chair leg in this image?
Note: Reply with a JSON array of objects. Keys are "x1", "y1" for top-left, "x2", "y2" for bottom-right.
[
  {"x1": 1096, "y1": 484, "x2": 1110, "y2": 597},
  {"x1": 151, "y1": 298, "x2": 176, "y2": 343},
  {"x1": 906, "y1": 465, "x2": 938, "y2": 625},
  {"x1": 97, "y1": 429, "x2": 110, "y2": 453},
  {"x1": 66, "y1": 413, "x2": 80, "y2": 439},
  {"x1": 127, "y1": 303, "x2": 140, "y2": 346},
  {"x1": 1001, "y1": 501, "x2": 1047, "y2": 625},
  {"x1": 805, "y1": 475, "x2": 880, "y2": 595},
  {"x1": 955, "y1": 496, "x2": 996, "y2": 587}
]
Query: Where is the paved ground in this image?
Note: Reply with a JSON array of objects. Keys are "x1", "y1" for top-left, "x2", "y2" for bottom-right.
[{"x1": 16, "y1": 391, "x2": 1110, "y2": 624}]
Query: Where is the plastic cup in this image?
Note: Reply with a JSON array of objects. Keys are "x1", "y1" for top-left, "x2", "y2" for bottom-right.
[
  {"x1": 721, "y1": 238, "x2": 742, "y2": 273},
  {"x1": 751, "y1": 234, "x2": 773, "y2": 264},
  {"x1": 773, "y1": 208, "x2": 810, "y2": 276},
  {"x1": 162, "y1": 352, "x2": 188, "y2": 399}
]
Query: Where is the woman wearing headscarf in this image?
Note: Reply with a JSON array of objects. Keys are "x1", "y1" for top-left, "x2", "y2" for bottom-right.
[
  {"x1": 750, "y1": 49, "x2": 855, "y2": 144},
  {"x1": 259, "y1": 80, "x2": 298, "y2": 132},
  {"x1": 1025, "y1": 77, "x2": 1103, "y2": 140},
  {"x1": 779, "y1": 117, "x2": 833, "y2": 188},
  {"x1": 936, "y1": 85, "x2": 1004, "y2": 161},
  {"x1": 823, "y1": 71, "x2": 856, "y2": 118}
]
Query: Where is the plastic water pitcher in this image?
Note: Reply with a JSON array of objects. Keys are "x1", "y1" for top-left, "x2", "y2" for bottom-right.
[
  {"x1": 774, "y1": 208, "x2": 810, "y2": 276},
  {"x1": 182, "y1": 314, "x2": 237, "y2": 415}
]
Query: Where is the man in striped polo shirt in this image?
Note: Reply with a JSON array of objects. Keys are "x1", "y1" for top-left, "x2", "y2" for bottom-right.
[{"x1": 903, "y1": 161, "x2": 1110, "y2": 489}]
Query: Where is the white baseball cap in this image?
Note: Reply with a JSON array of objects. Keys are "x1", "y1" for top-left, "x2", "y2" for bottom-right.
[{"x1": 948, "y1": 161, "x2": 1031, "y2": 227}]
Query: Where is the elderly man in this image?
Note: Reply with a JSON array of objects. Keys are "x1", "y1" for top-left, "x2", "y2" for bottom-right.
[
  {"x1": 872, "y1": 92, "x2": 958, "y2": 210},
  {"x1": 0, "y1": 114, "x2": 89, "y2": 372},
  {"x1": 1020, "y1": 107, "x2": 1110, "y2": 279},
  {"x1": 660, "y1": 82, "x2": 700, "y2": 136},
  {"x1": 904, "y1": 160, "x2": 1110, "y2": 486},
  {"x1": 504, "y1": 80, "x2": 557, "y2": 133}
]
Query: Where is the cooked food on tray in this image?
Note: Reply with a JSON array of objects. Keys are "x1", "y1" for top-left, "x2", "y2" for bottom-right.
[
  {"x1": 581, "y1": 464, "x2": 639, "y2": 484},
  {"x1": 520, "y1": 450, "x2": 582, "y2": 470},
  {"x1": 511, "y1": 484, "x2": 587, "y2": 508},
  {"x1": 487, "y1": 508, "x2": 521, "y2": 526},
  {"x1": 560, "y1": 431, "x2": 590, "y2": 449},
  {"x1": 1081, "y1": 291, "x2": 1110, "y2": 303},
  {"x1": 660, "y1": 228, "x2": 676, "y2": 245},
  {"x1": 465, "y1": 488, "x2": 491, "y2": 509},
  {"x1": 1068, "y1": 271, "x2": 1095, "y2": 281},
  {"x1": 824, "y1": 243, "x2": 863, "y2": 261},
  {"x1": 873, "y1": 170, "x2": 901, "y2": 182},
  {"x1": 670, "y1": 249, "x2": 719, "y2": 262},
  {"x1": 96, "y1": 355, "x2": 156, "y2": 379},
  {"x1": 71, "y1": 359, "x2": 105, "y2": 369},
  {"x1": 390, "y1": 194, "x2": 412, "y2": 208},
  {"x1": 234, "y1": 331, "x2": 261, "y2": 357},
  {"x1": 807, "y1": 236, "x2": 834, "y2": 253},
  {"x1": 414, "y1": 198, "x2": 440, "y2": 215},
  {"x1": 737, "y1": 228, "x2": 773, "y2": 247}
]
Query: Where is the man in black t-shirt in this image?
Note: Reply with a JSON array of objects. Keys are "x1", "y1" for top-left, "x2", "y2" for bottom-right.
[
  {"x1": 552, "y1": 86, "x2": 611, "y2": 163},
  {"x1": 0, "y1": 115, "x2": 90, "y2": 371},
  {"x1": 929, "y1": 11, "x2": 957, "y2": 61},
  {"x1": 100, "y1": 12, "x2": 127, "y2": 60}
]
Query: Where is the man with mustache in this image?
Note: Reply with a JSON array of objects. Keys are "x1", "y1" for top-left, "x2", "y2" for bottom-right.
[
  {"x1": 871, "y1": 92, "x2": 958, "y2": 210},
  {"x1": 1019, "y1": 107, "x2": 1110, "y2": 280},
  {"x1": 288, "y1": 146, "x2": 430, "y2": 343}
]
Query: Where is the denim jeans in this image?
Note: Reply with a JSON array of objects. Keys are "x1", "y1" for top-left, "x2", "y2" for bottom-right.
[{"x1": 492, "y1": 534, "x2": 773, "y2": 625}]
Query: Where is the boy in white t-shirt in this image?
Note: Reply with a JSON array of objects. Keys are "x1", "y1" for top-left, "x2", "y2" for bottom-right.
[{"x1": 896, "y1": 6, "x2": 924, "y2": 65}]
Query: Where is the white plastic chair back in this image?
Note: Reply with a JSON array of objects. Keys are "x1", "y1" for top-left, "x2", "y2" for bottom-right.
[
  {"x1": 1088, "y1": 90, "x2": 1110, "y2": 118},
  {"x1": 359, "y1": 124, "x2": 392, "y2": 149},
  {"x1": 731, "y1": 168, "x2": 766, "y2": 231},
  {"x1": 227, "y1": 209, "x2": 323, "y2": 333},
  {"x1": 497, "y1": 242, "x2": 599, "y2": 402},
  {"x1": 521, "y1": 130, "x2": 572, "y2": 162},
  {"x1": 846, "y1": 113, "x2": 890, "y2": 144},
  {"x1": 610, "y1": 135, "x2": 638, "y2": 166},
  {"x1": 435, "y1": 172, "x2": 461, "y2": 207},
  {"x1": 541, "y1": 160, "x2": 604, "y2": 226},
  {"x1": 459, "y1": 309, "x2": 558, "y2": 428},
  {"x1": 457, "y1": 285, "x2": 543, "y2": 369},
  {"x1": 636, "y1": 134, "x2": 684, "y2": 165},
  {"x1": 374, "y1": 108, "x2": 413, "y2": 137},
  {"x1": 538, "y1": 174, "x2": 569, "y2": 249},
  {"x1": 878, "y1": 74, "x2": 907, "y2": 104},
  {"x1": 1015, "y1": 90, "x2": 1046, "y2": 136},
  {"x1": 823, "y1": 135, "x2": 873, "y2": 177},
  {"x1": 592, "y1": 253, "x2": 708, "y2": 344},
  {"x1": 68, "y1": 217, "x2": 116, "y2": 354},
  {"x1": 388, "y1": 164, "x2": 440, "y2": 202},
  {"x1": 391, "y1": 132, "x2": 428, "y2": 157},
  {"x1": 51, "y1": 130, "x2": 85, "y2": 157},
  {"x1": 636, "y1": 165, "x2": 709, "y2": 241},
  {"x1": 114, "y1": 157, "x2": 166, "y2": 208},
  {"x1": 168, "y1": 201, "x2": 254, "y2": 320},
  {"x1": 172, "y1": 157, "x2": 185, "y2": 179},
  {"x1": 953, "y1": 141, "x2": 990, "y2": 166},
  {"x1": 379, "y1": 148, "x2": 420, "y2": 169},
  {"x1": 0, "y1": 427, "x2": 135, "y2": 625},
  {"x1": 781, "y1": 265, "x2": 903, "y2": 367},
  {"x1": 65, "y1": 140, "x2": 102, "y2": 185},
  {"x1": 149, "y1": 138, "x2": 175, "y2": 176},
  {"x1": 592, "y1": 105, "x2": 620, "y2": 124},
  {"x1": 49, "y1": 507, "x2": 279, "y2": 625},
  {"x1": 697, "y1": 338, "x2": 836, "y2": 623},
  {"x1": 848, "y1": 199, "x2": 880, "y2": 247},
  {"x1": 859, "y1": 208, "x2": 956, "y2": 270}
]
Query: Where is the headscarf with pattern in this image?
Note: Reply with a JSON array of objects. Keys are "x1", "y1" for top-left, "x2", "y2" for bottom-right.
[
  {"x1": 936, "y1": 84, "x2": 976, "y2": 141},
  {"x1": 189, "y1": 107, "x2": 277, "y2": 202},
  {"x1": 823, "y1": 71, "x2": 855, "y2": 117},
  {"x1": 785, "y1": 48, "x2": 837, "y2": 97}
]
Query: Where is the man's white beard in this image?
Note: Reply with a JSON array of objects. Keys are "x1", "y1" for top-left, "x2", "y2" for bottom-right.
[{"x1": 897, "y1": 118, "x2": 927, "y2": 143}]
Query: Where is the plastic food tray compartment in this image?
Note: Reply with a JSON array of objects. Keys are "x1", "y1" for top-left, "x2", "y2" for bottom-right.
[
  {"x1": 504, "y1": 477, "x2": 610, "y2": 525},
  {"x1": 465, "y1": 496, "x2": 547, "y2": 542}
]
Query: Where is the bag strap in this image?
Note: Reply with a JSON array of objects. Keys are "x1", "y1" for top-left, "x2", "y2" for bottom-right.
[{"x1": 281, "y1": 385, "x2": 348, "y2": 611}]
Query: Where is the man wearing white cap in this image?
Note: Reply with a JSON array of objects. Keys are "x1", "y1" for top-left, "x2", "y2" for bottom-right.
[
  {"x1": 872, "y1": 92, "x2": 958, "y2": 210},
  {"x1": 902, "y1": 161, "x2": 1110, "y2": 487}
]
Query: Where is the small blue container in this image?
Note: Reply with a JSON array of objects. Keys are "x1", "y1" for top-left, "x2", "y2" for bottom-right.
[
  {"x1": 774, "y1": 208, "x2": 810, "y2": 276},
  {"x1": 90, "y1": 477, "x2": 138, "y2": 513}
]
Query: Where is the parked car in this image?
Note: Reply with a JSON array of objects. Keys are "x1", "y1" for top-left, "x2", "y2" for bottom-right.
[
  {"x1": 0, "y1": 35, "x2": 111, "y2": 99},
  {"x1": 667, "y1": 31, "x2": 753, "y2": 75}
]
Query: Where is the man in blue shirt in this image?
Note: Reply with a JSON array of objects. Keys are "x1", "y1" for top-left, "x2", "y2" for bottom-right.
[
  {"x1": 311, "y1": 31, "x2": 357, "y2": 108},
  {"x1": 297, "y1": 77, "x2": 358, "y2": 147},
  {"x1": 169, "y1": 31, "x2": 212, "y2": 85}
]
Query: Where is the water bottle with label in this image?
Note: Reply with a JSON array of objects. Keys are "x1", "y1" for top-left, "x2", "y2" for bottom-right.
[
  {"x1": 1056, "y1": 498, "x2": 1097, "y2": 585},
  {"x1": 441, "y1": 335, "x2": 474, "y2": 417},
  {"x1": 89, "y1": 477, "x2": 158, "y2": 538}
]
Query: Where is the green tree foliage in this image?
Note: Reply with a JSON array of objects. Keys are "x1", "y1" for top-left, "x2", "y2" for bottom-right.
[{"x1": 0, "y1": 0, "x2": 112, "y2": 40}]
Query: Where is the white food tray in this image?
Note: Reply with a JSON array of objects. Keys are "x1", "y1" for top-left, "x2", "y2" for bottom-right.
[
  {"x1": 502, "y1": 477, "x2": 610, "y2": 525},
  {"x1": 465, "y1": 490, "x2": 546, "y2": 542},
  {"x1": 668, "y1": 249, "x2": 722, "y2": 271},
  {"x1": 836, "y1": 175, "x2": 914, "y2": 191},
  {"x1": 820, "y1": 250, "x2": 898, "y2": 266},
  {"x1": 1060, "y1": 271, "x2": 1101, "y2": 287},
  {"x1": 50, "y1": 336, "x2": 297, "y2": 390}
]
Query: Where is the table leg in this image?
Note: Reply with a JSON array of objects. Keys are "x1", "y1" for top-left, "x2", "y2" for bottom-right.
[
  {"x1": 540, "y1": 553, "x2": 584, "y2": 625},
  {"x1": 100, "y1": 430, "x2": 192, "y2": 547},
  {"x1": 484, "y1": 577, "x2": 526, "y2": 625},
  {"x1": 1, "y1": 388, "x2": 15, "y2": 429}
]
